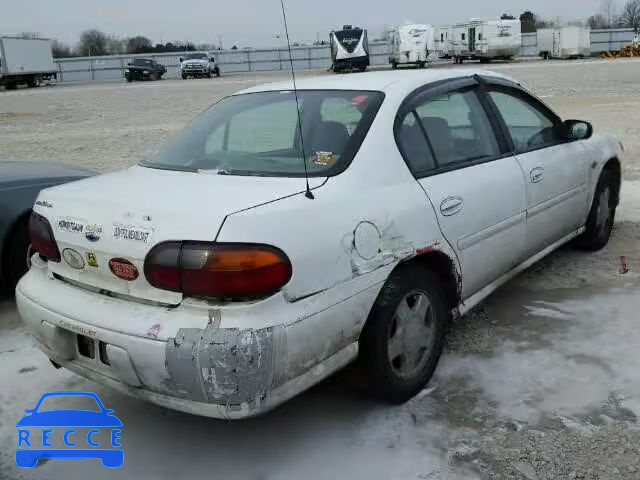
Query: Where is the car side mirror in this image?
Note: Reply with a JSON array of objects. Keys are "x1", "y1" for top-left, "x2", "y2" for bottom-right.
[
  {"x1": 210, "y1": 57, "x2": 215, "y2": 63},
  {"x1": 127, "y1": 63, "x2": 132, "y2": 66},
  {"x1": 564, "y1": 120, "x2": 593, "y2": 141},
  {"x1": 179, "y1": 57, "x2": 184, "y2": 62}
]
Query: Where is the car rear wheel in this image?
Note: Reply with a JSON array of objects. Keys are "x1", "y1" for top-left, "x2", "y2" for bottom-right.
[
  {"x1": 574, "y1": 169, "x2": 617, "y2": 251},
  {"x1": 359, "y1": 265, "x2": 447, "y2": 404},
  {"x1": 2, "y1": 216, "x2": 32, "y2": 293}
]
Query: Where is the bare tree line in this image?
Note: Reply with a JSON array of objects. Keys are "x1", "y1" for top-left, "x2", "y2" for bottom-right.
[
  {"x1": 588, "y1": 0, "x2": 640, "y2": 29},
  {"x1": 31, "y1": 30, "x2": 220, "y2": 58}
]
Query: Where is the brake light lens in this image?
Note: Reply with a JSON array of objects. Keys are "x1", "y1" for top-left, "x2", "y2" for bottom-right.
[
  {"x1": 144, "y1": 242, "x2": 292, "y2": 299},
  {"x1": 29, "y1": 212, "x2": 61, "y2": 262}
]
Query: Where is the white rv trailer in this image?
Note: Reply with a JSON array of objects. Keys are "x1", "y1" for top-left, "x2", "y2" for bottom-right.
[
  {"x1": 538, "y1": 27, "x2": 591, "y2": 59},
  {"x1": 329, "y1": 25, "x2": 369, "y2": 72},
  {"x1": 388, "y1": 24, "x2": 435, "y2": 68},
  {"x1": 438, "y1": 19, "x2": 521, "y2": 63}
]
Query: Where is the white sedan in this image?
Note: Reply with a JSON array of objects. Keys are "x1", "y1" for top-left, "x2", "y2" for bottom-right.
[{"x1": 17, "y1": 69, "x2": 623, "y2": 419}]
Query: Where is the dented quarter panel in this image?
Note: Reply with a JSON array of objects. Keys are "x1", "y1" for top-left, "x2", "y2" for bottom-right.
[{"x1": 216, "y1": 88, "x2": 452, "y2": 302}]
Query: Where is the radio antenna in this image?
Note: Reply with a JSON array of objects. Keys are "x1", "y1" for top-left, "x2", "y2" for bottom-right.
[{"x1": 279, "y1": 0, "x2": 314, "y2": 200}]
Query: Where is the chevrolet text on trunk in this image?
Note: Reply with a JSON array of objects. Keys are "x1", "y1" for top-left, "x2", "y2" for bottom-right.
[{"x1": 17, "y1": 69, "x2": 622, "y2": 418}]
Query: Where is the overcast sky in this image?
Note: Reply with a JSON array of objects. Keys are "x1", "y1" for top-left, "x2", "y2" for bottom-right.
[{"x1": 1, "y1": 0, "x2": 610, "y2": 48}]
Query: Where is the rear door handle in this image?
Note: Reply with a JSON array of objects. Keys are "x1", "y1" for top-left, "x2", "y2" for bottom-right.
[
  {"x1": 440, "y1": 196, "x2": 464, "y2": 216},
  {"x1": 530, "y1": 167, "x2": 544, "y2": 183}
]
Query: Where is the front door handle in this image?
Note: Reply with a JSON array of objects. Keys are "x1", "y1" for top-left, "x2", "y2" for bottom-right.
[
  {"x1": 440, "y1": 196, "x2": 464, "y2": 216},
  {"x1": 530, "y1": 167, "x2": 544, "y2": 183}
]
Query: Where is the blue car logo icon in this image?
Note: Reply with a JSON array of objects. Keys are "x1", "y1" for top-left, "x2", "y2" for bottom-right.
[{"x1": 16, "y1": 391, "x2": 123, "y2": 468}]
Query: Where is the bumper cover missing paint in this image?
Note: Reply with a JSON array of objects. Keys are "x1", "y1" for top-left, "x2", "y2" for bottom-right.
[{"x1": 16, "y1": 265, "x2": 384, "y2": 418}]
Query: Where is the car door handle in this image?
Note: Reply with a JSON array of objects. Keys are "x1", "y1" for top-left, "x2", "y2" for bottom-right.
[
  {"x1": 530, "y1": 167, "x2": 544, "y2": 183},
  {"x1": 440, "y1": 196, "x2": 464, "y2": 216}
]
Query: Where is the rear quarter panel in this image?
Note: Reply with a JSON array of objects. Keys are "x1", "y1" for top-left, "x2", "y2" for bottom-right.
[{"x1": 216, "y1": 92, "x2": 458, "y2": 304}]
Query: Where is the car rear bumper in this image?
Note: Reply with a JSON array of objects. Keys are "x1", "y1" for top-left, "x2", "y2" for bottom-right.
[{"x1": 16, "y1": 262, "x2": 384, "y2": 419}]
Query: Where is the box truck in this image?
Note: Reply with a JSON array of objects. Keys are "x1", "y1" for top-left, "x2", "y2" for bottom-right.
[
  {"x1": 538, "y1": 27, "x2": 591, "y2": 59},
  {"x1": 330, "y1": 25, "x2": 369, "y2": 73},
  {"x1": 0, "y1": 37, "x2": 57, "y2": 90},
  {"x1": 438, "y1": 19, "x2": 521, "y2": 63},
  {"x1": 388, "y1": 24, "x2": 435, "y2": 69}
]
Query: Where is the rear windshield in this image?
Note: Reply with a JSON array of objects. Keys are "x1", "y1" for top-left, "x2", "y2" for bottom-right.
[
  {"x1": 140, "y1": 90, "x2": 384, "y2": 176},
  {"x1": 185, "y1": 53, "x2": 208, "y2": 60},
  {"x1": 133, "y1": 59, "x2": 153, "y2": 66}
]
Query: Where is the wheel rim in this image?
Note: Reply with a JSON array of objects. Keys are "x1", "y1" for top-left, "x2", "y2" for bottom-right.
[
  {"x1": 596, "y1": 186, "x2": 612, "y2": 236},
  {"x1": 387, "y1": 290, "x2": 436, "y2": 379}
]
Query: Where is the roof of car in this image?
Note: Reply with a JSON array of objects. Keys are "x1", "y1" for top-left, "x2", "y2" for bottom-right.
[{"x1": 235, "y1": 68, "x2": 518, "y2": 95}]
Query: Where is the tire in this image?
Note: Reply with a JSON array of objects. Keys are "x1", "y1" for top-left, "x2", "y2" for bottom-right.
[
  {"x1": 392, "y1": 62, "x2": 398, "y2": 69},
  {"x1": 181, "y1": 73, "x2": 187, "y2": 80},
  {"x1": 126, "y1": 77, "x2": 133, "y2": 83},
  {"x1": 27, "y1": 77, "x2": 38, "y2": 88},
  {"x1": 5, "y1": 82, "x2": 17, "y2": 90},
  {"x1": 2, "y1": 216, "x2": 32, "y2": 293},
  {"x1": 215, "y1": 68, "x2": 221, "y2": 78},
  {"x1": 574, "y1": 169, "x2": 617, "y2": 251},
  {"x1": 359, "y1": 265, "x2": 447, "y2": 404}
]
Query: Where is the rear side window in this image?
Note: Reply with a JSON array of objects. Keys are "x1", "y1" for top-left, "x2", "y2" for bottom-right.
[
  {"x1": 488, "y1": 91, "x2": 563, "y2": 152},
  {"x1": 141, "y1": 90, "x2": 384, "y2": 176},
  {"x1": 397, "y1": 112, "x2": 436, "y2": 173},
  {"x1": 414, "y1": 90, "x2": 500, "y2": 167}
]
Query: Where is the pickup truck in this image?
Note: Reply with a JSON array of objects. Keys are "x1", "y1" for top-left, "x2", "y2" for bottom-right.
[
  {"x1": 125, "y1": 58, "x2": 166, "y2": 82},
  {"x1": 179, "y1": 52, "x2": 220, "y2": 79}
]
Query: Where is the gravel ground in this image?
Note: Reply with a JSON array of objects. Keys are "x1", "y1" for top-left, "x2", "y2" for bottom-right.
[{"x1": 1, "y1": 58, "x2": 640, "y2": 480}]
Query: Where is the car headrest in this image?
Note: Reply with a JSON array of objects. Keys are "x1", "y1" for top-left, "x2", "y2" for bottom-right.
[{"x1": 311, "y1": 121, "x2": 350, "y2": 154}]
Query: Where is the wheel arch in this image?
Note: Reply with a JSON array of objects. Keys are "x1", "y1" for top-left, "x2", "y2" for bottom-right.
[{"x1": 393, "y1": 250, "x2": 462, "y2": 314}]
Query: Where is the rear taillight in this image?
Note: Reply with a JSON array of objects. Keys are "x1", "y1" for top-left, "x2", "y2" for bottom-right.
[
  {"x1": 144, "y1": 242, "x2": 292, "y2": 299},
  {"x1": 29, "y1": 212, "x2": 61, "y2": 262}
]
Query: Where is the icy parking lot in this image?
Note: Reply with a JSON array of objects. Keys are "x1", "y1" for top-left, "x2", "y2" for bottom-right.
[{"x1": 1, "y1": 59, "x2": 640, "y2": 479}]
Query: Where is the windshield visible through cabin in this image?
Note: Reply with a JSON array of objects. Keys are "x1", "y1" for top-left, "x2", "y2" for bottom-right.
[
  {"x1": 139, "y1": 90, "x2": 384, "y2": 176},
  {"x1": 184, "y1": 53, "x2": 208, "y2": 60}
]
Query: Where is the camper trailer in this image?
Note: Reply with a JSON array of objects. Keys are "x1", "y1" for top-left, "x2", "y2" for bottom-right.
[
  {"x1": 330, "y1": 25, "x2": 369, "y2": 72},
  {"x1": 388, "y1": 24, "x2": 435, "y2": 68},
  {"x1": 538, "y1": 27, "x2": 591, "y2": 59},
  {"x1": 438, "y1": 19, "x2": 521, "y2": 63}
]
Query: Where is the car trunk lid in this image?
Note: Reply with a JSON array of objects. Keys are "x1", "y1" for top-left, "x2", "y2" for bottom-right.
[{"x1": 36, "y1": 165, "x2": 321, "y2": 305}]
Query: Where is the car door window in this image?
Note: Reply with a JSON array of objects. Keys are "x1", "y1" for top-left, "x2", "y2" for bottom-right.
[
  {"x1": 488, "y1": 91, "x2": 564, "y2": 153},
  {"x1": 414, "y1": 90, "x2": 500, "y2": 167},
  {"x1": 397, "y1": 112, "x2": 436, "y2": 173}
]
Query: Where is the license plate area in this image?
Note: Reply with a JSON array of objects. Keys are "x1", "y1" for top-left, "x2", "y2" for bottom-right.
[{"x1": 76, "y1": 334, "x2": 110, "y2": 366}]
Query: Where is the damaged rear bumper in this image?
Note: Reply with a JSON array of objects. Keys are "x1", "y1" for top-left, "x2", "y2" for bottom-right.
[{"x1": 16, "y1": 264, "x2": 385, "y2": 419}]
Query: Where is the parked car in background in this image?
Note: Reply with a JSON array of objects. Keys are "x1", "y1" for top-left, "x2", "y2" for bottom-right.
[
  {"x1": 179, "y1": 52, "x2": 220, "y2": 79},
  {"x1": 16, "y1": 69, "x2": 622, "y2": 419},
  {"x1": 0, "y1": 162, "x2": 93, "y2": 293},
  {"x1": 125, "y1": 58, "x2": 166, "y2": 82}
]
